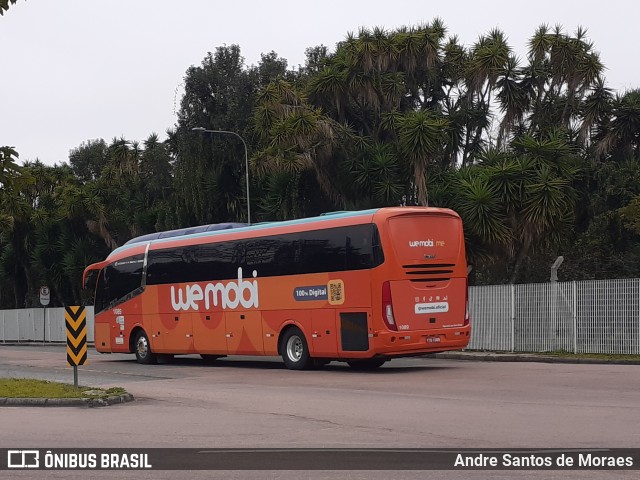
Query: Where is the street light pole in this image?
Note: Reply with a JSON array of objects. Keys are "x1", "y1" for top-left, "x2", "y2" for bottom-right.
[{"x1": 192, "y1": 126, "x2": 251, "y2": 225}]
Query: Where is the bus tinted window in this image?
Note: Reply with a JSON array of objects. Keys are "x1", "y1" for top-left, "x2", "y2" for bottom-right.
[
  {"x1": 146, "y1": 224, "x2": 383, "y2": 285},
  {"x1": 95, "y1": 254, "x2": 144, "y2": 312},
  {"x1": 146, "y1": 248, "x2": 192, "y2": 285}
]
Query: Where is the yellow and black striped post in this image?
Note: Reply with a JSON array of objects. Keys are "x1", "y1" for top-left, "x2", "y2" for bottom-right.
[{"x1": 65, "y1": 306, "x2": 87, "y2": 387}]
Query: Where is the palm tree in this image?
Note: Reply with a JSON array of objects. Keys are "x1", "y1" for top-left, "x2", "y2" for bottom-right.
[
  {"x1": 442, "y1": 131, "x2": 580, "y2": 283},
  {"x1": 0, "y1": 147, "x2": 32, "y2": 189},
  {"x1": 595, "y1": 89, "x2": 640, "y2": 161},
  {"x1": 0, "y1": 0, "x2": 19, "y2": 15},
  {"x1": 490, "y1": 25, "x2": 605, "y2": 151},
  {"x1": 254, "y1": 79, "x2": 345, "y2": 214},
  {"x1": 496, "y1": 134, "x2": 579, "y2": 282},
  {"x1": 396, "y1": 110, "x2": 449, "y2": 206},
  {"x1": 445, "y1": 166, "x2": 511, "y2": 264}
]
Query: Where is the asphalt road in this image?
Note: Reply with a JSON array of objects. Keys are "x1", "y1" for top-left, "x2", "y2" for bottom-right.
[{"x1": 0, "y1": 344, "x2": 638, "y2": 480}]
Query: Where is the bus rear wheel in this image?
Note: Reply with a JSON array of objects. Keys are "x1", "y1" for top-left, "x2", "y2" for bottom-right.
[
  {"x1": 347, "y1": 358, "x2": 387, "y2": 370},
  {"x1": 281, "y1": 327, "x2": 312, "y2": 370},
  {"x1": 134, "y1": 330, "x2": 157, "y2": 364}
]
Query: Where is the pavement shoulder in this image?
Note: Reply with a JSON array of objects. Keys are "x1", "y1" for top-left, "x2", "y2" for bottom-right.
[
  {"x1": 433, "y1": 351, "x2": 640, "y2": 365},
  {"x1": 0, "y1": 393, "x2": 134, "y2": 407}
]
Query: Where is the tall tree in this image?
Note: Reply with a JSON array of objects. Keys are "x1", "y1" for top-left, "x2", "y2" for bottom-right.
[
  {"x1": 444, "y1": 132, "x2": 580, "y2": 283},
  {"x1": 69, "y1": 139, "x2": 108, "y2": 182},
  {"x1": 172, "y1": 45, "x2": 302, "y2": 225},
  {"x1": 0, "y1": 0, "x2": 19, "y2": 15}
]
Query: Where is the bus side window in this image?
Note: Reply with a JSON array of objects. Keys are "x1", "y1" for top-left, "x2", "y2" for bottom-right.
[
  {"x1": 147, "y1": 248, "x2": 187, "y2": 285},
  {"x1": 194, "y1": 242, "x2": 236, "y2": 282},
  {"x1": 145, "y1": 223, "x2": 385, "y2": 286},
  {"x1": 346, "y1": 224, "x2": 384, "y2": 270},
  {"x1": 371, "y1": 225, "x2": 384, "y2": 266}
]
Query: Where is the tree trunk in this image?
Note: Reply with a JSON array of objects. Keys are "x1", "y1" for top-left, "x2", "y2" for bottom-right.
[
  {"x1": 509, "y1": 235, "x2": 533, "y2": 284},
  {"x1": 22, "y1": 262, "x2": 35, "y2": 307},
  {"x1": 415, "y1": 161, "x2": 428, "y2": 206},
  {"x1": 13, "y1": 264, "x2": 21, "y2": 308}
]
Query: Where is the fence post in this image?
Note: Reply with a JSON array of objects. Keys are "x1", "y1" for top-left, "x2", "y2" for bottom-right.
[
  {"x1": 47, "y1": 308, "x2": 51, "y2": 343},
  {"x1": 511, "y1": 284, "x2": 515, "y2": 352},
  {"x1": 573, "y1": 281, "x2": 578, "y2": 354}
]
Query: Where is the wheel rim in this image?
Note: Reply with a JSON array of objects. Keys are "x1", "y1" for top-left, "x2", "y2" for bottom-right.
[
  {"x1": 137, "y1": 336, "x2": 148, "y2": 358},
  {"x1": 286, "y1": 335, "x2": 303, "y2": 362}
]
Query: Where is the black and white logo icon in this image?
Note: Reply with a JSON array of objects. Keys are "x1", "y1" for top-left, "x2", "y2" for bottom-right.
[{"x1": 8, "y1": 450, "x2": 40, "y2": 468}]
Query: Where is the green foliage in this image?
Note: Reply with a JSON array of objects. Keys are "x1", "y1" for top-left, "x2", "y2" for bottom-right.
[
  {"x1": 171, "y1": 45, "x2": 297, "y2": 225},
  {"x1": 438, "y1": 132, "x2": 580, "y2": 282},
  {"x1": 595, "y1": 89, "x2": 640, "y2": 160},
  {"x1": 0, "y1": 0, "x2": 19, "y2": 16},
  {"x1": 69, "y1": 139, "x2": 108, "y2": 182},
  {"x1": 561, "y1": 157, "x2": 640, "y2": 281},
  {"x1": 0, "y1": 378, "x2": 127, "y2": 399},
  {"x1": 619, "y1": 196, "x2": 640, "y2": 235},
  {"x1": 1, "y1": 20, "x2": 639, "y2": 307},
  {"x1": 0, "y1": 146, "x2": 33, "y2": 189}
]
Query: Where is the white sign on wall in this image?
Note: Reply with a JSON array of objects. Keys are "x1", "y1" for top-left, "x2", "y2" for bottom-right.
[{"x1": 39, "y1": 286, "x2": 50, "y2": 307}]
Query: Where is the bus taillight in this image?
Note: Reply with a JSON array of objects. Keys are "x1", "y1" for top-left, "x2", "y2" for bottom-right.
[
  {"x1": 382, "y1": 281, "x2": 397, "y2": 331},
  {"x1": 464, "y1": 280, "x2": 470, "y2": 327}
]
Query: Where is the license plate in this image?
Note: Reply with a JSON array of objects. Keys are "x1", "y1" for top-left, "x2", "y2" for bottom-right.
[{"x1": 426, "y1": 336, "x2": 441, "y2": 343}]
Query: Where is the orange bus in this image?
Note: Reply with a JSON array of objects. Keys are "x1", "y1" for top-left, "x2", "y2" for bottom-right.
[{"x1": 83, "y1": 207, "x2": 470, "y2": 370}]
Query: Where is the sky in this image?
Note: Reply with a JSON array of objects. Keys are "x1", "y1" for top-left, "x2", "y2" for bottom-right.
[{"x1": 1, "y1": 0, "x2": 638, "y2": 166}]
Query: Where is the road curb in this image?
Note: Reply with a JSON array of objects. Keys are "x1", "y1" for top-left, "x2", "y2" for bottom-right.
[
  {"x1": 433, "y1": 352, "x2": 640, "y2": 365},
  {"x1": 0, "y1": 393, "x2": 134, "y2": 407},
  {"x1": 3, "y1": 343, "x2": 638, "y2": 365},
  {"x1": 1, "y1": 342, "x2": 94, "y2": 347}
]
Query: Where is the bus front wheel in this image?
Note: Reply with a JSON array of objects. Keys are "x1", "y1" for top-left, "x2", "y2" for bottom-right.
[
  {"x1": 281, "y1": 327, "x2": 312, "y2": 370},
  {"x1": 134, "y1": 330, "x2": 157, "y2": 365}
]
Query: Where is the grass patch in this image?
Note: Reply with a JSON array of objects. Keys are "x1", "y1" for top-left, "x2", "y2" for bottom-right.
[
  {"x1": 0, "y1": 378, "x2": 127, "y2": 399},
  {"x1": 539, "y1": 352, "x2": 640, "y2": 361}
]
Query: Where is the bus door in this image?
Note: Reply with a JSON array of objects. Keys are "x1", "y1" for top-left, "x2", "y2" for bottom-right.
[{"x1": 225, "y1": 311, "x2": 264, "y2": 355}]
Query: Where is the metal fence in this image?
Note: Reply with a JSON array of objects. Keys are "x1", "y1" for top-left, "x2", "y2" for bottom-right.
[
  {"x1": 0, "y1": 278, "x2": 638, "y2": 354},
  {"x1": 468, "y1": 278, "x2": 640, "y2": 354}
]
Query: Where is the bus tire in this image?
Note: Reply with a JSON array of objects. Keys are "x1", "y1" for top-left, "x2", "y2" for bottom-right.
[
  {"x1": 314, "y1": 359, "x2": 331, "y2": 368},
  {"x1": 134, "y1": 330, "x2": 157, "y2": 365},
  {"x1": 347, "y1": 358, "x2": 387, "y2": 370},
  {"x1": 201, "y1": 354, "x2": 226, "y2": 363},
  {"x1": 281, "y1": 327, "x2": 312, "y2": 370}
]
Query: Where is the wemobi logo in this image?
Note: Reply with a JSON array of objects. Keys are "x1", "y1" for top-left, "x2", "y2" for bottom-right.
[
  {"x1": 409, "y1": 240, "x2": 434, "y2": 247},
  {"x1": 170, "y1": 268, "x2": 259, "y2": 311}
]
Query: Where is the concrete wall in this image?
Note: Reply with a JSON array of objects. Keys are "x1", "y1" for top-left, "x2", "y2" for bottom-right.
[{"x1": 0, "y1": 307, "x2": 94, "y2": 343}]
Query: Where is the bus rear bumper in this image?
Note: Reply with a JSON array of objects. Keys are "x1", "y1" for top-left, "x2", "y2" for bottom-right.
[{"x1": 371, "y1": 326, "x2": 470, "y2": 357}]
